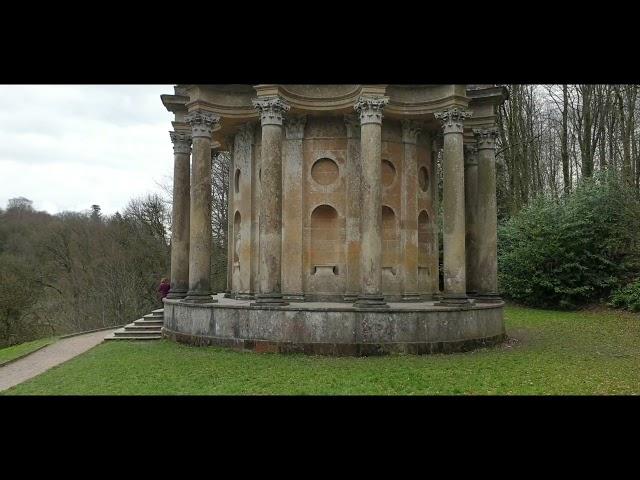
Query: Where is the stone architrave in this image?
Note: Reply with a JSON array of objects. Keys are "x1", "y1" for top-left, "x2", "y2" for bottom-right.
[
  {"x1": 434, "y1": 107, "x2": 473, "y2": 306},
  {"x1": 167, "y1": 130, "x2": 192, "y2": 299},
  {"x1": 251, "y1": 96, "x2": 290, "y2": 306},
  {"x1": 474, "y1": 127, "x2": 501, "y2": 302},
  {"x1": 353, "y1": 96, "x2": 389, "y2": 309},
  {"x1": 183, "y1": 110, "x2": 220, "y2": 303}
]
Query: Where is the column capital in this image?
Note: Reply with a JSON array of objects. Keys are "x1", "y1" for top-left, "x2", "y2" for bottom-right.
[
  {"x1": 185, "y1": 110, "x2": 221, "y2": 139},
  {"x1": 354, "y1": 96, "x2": 389, "y2": 125},
  {"x1": 252, "y1": 96, "x2": 290, "y2": 126},
  {"x1": 344, "y1": 114, "x2": 361, "y2": 139},
  {"x1": 473, "y1": 127, "x2": 499, "y2": 150},
  {"x1": 401, "y1": 120, "x2": 422, "y2": 144},
  {"x1": 464, "y1": 144, "x2": 478, "y2": 166},
  {"x1": 169, "y1": 130, "x2": 192, "y2": 155},
  {"x1": 284, "y1": 115, "x2": 307, "y2": 140},
  {"x1": 435, "y1": 107, "x2": 472, "y2": 134}
]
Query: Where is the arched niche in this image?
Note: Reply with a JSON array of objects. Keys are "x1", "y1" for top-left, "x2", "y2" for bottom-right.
[
  {"x1": 418, "y1": 210, "x2": 430, "y2": 265},
  {"x1": 382, "y1": 159, "x2": 396, "y2": 187},
  {"x1": 382, "y1": 205, "x2": 399, "y2": 271},
  {"x1": 234, "y1": 169, "x2": 241, "y2": 194},
  {"x1": 310, "y1": 204, "x2": 340, "y2": 274},
  {"x1": 233, "y1": 211, "x2": 241, "y2": 264}
]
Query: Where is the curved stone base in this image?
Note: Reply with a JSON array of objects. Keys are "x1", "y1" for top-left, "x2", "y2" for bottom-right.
[{"x1": 162, "y1": 295, "x2": 505, "y2": 356}]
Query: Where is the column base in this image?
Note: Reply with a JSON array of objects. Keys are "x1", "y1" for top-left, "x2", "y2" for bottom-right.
[
  {"x1": 166, "y1": 288, "x2": 188, "y2": 299},
  {"x1": 353, "y1": 294, "x2": 389, "y2": 309},
  {"x1": 235, "y1": 292, "x2": 256, "y2": 300},
  {"x1": 343, "y1": 293, "x2": 359, "y2": 302},
  {"x1": 434, "y1": 293, "x2": 475, "y2": 307},
  {"x1": 251, "y1": 293, "x2": 289, "y2": 307},
  {"x1": 223, "y1": 290, "x2": 233, "y2": 299},
  {"x1": 401, "y1": 293, "x2": 422, "y2": 302},
  {"x1": 475, "y1": 292, "x2": 503, "y2": 304},
  {"x1": 283, "y1": 293, "x2": 306, "y2": 302},
  {"x1": 183, "y1": 292, "x2": 218, "y2": 304}
]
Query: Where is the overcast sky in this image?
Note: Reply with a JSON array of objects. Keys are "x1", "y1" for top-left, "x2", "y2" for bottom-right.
[{"x1": 0, "y1": 85, "x2": 175, "y2": 215}]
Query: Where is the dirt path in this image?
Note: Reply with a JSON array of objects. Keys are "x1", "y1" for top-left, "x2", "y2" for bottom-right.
[{"x1": 0, "y1": 329, "x2": 117, "y2": 392}]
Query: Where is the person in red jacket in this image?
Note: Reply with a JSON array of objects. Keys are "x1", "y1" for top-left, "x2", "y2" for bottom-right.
[{"x1": 157, "y1": 277, "x2": 170, "y2": 303}]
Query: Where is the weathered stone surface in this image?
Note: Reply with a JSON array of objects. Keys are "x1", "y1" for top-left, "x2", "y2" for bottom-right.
[
  {"x1": 163, "y1": 296, "x2": 505, "y2": 356},
  {"x1": 161, "y1": 85, "x2": 507, "y2": 354}
]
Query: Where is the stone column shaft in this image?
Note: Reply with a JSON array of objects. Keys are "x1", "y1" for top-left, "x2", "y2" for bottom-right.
[
  {"x1": 167, "y1": 130, "x2": 191, "y2": 299},
  {"x1": 184, "y1": 110, "x2": 220, "y2": 303},
  {"x1": 344, "y1": 115, "x2": 362, "y2": 302},
  {"x1": 354, "y1": 96, "x2": 389, "y2": 309},
  {"x1": 252, "y1": 96, "x2": 290, "y2": 306},
  {"x1": 282, "y1": 116, "x2": 306, "y2": 302},
  {"x1": 475, "y1": 128, "x2": 500, "y2": 301},
  {"x1": 225, "y1": 145, "x2": 234, "y2": 298},
  {"x1": 430, "y1": 134, "x2": 442, "y2": 297},
  {"x1": 401, "y1": 120, "x2": 421, "y2": 301},
  {"x1": 435, "y1": 107, "x2": 472, "y2": 305},
  {"x1": 464, "y1": 144, "x2": 480, "y2": 294}
]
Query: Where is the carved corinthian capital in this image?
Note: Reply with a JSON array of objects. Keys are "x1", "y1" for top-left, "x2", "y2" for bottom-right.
[
  {"x1": 401, "y1": 120, "x2": 422, "y2": 144},
  {"x1": 185, "y1": 110, "x2": 221, "y2": 139},
  {"x1": 284, "y1": 115, "x2": 307, "y2": 140},
  {"x1": 169, "y1": 130, "x2": 192, "y2": 155},
  {"x1": 473, "y1": 127, "x2": 499, "y2": 150},
  {"x1": 252, "y1": 96, "x2": 290, "y2": 126},
  {"x1": 354, "y1": 96, "x2": 389, "y2": 125},
  {"x1": 434, "y1": 107, "x2": 472, "y2": 134},
  {"x1": 464, "y1": 144, "x2": 478, "y2": 166}
]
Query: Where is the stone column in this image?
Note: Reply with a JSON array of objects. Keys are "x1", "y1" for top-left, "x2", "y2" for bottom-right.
[
  {"x1": 353, "y1": 96, "x2": 389, "y2": 309},
  {"x1": 401, "y1": 120, "x2": 421, "y2": 301},
  {"x1": 464, "y1": 144, "x2": 479, "y2": 295},
  {"x1": 184, "y1": 110, "x2": 220, "y2": 303},
  {"x1": 251, "y1": 96, "x2": 290, "y2": 306},
  {"x1": 224, "y1": 144, "x2": 234, "y2": 298},
  {"x1": 434, "y1": 107, "x2": 472, "y2": 305},
  {"x1": 474, "y1": 127, "x2": 501, "y2": 302},
  {"x1": 429, "y1": 133, "x2": 442, "y2": 298},
  {"x1": 166, "y1": 130, "x2": 192, "y2": 299},
  {"x1": 344, "y1": 114, "x2": 361, "y2": 302},
  {"x1": 282, "y1": 116, "x2": 306, "y2": 302}
]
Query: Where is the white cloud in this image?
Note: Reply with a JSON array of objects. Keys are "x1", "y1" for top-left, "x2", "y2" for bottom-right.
[{"x1": 0, "y1": 85, "x2": 175, "y2": 215}]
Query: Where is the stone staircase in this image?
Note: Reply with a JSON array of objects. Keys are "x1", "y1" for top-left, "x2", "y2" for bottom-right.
[{"x1": 105, "y1": 308, "x2": 164, "y2": 341}]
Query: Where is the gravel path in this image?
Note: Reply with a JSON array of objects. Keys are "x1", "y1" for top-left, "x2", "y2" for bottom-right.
[{"x1": 0, "y1": 329, "x2": 117, "y2": 392}]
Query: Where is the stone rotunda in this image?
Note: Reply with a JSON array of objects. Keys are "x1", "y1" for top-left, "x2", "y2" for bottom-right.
[{"x1": 160, "y1": 85, "x2": 507, "y2": 355}]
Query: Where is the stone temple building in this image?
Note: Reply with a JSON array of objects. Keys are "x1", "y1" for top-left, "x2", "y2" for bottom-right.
[{"x1": 160, "y1": 85, "x2": 508, "y2": 355}]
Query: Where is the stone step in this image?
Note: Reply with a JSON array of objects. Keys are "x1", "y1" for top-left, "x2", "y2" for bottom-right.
[
  {"x1": 133, "y1": 319, "x2": 163, "y2": 326},
  {"x1": 122, "y1": 324, "x2": 162, "y2": 331},
  {"x1": 152, "y1": 308, "x2": 164, "y2": 314},
  {"x1": 144, "y1": 313, "x2": 164, "y2": 319},
  {"x1": 114, "y1": 328, "x2": 162, "y2": 338},
  {"x1": 105, "y1": 333, "x2": 162, "y2": 341}
]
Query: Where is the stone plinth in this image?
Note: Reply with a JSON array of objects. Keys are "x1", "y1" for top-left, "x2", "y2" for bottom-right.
[{"x1": 162, "y1": 295, "x2": 505, "y2": 356}]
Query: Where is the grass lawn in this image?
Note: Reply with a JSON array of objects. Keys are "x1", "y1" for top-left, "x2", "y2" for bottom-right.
[
  {"x1": 0, "y1": 337, "x2": 58, "y2": 366},
  {"x1": 2, "y1": 305, "x2": 639, "y2": 395}
]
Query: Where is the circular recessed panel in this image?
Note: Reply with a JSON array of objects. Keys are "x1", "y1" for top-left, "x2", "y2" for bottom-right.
[
  {"x1": 382, "y1": 160, "x2": 396, "y2": 187},
  {"x1": 311, "y1": 158, "x2": 339, "y2": 186},
  {"x1": 418, "y1": 166, "x2": 429, "y2": 192}
]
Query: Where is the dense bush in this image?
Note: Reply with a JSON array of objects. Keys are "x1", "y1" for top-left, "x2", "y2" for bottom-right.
[
  {"x1": 498, "y1": 174, "x2": 640, "y2": 309},
  {"x1": 609, "y1": 280, "x2": 640, "y2": 312}
]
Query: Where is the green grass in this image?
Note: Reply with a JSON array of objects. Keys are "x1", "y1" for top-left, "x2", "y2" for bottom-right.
[
  {"x1": 0, "y1": 337, "x2": 58, "y2": 366},
  {"x1": 3, "y1": 306, "x2": 640, "y2": 395}
]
